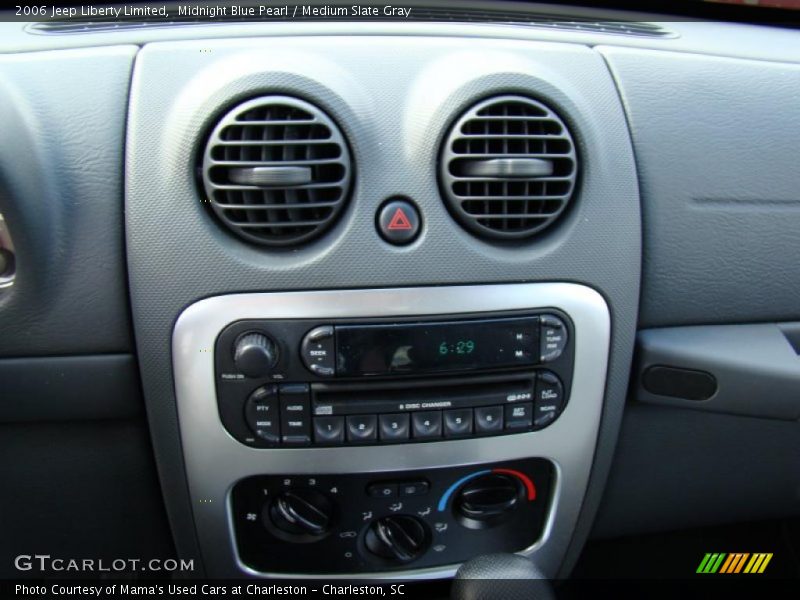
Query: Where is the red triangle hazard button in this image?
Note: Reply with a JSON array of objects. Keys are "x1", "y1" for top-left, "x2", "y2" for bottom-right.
[
  {"x1": 387, "y1": 207, "x2": 413, "y2": 231},
  {"x1": 378, "y1": 200, "x2": 420, "y2": 245}
]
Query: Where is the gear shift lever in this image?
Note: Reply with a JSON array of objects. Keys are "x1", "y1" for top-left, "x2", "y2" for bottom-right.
[{"x1": 451, "y1": 553, "x2": 556, "y2": 600}]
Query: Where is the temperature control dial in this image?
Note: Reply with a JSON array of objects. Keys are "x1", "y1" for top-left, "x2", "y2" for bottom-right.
[
  {"x1": 454, "y1": 473, "x2": 524, "y2": 529},
  {"x1": 364, "y1": 515, "x2": 429, "y2": 563}
]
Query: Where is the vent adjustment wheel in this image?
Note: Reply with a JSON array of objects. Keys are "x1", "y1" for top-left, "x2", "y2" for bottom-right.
[
  {"x1": 440, "y1": 95, "x2": 578, "y2": 241},
  {"x1": 201, "y1": 96, "x2": 353, "y2": 247}
]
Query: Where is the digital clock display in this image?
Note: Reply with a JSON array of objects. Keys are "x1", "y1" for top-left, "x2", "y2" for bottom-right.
[
  {"x1": 438, "y1": 340, "x2": 476, "y2": 355},
  {"x1": 335, "y1": 316, "x2": 539, "y2": 377}
]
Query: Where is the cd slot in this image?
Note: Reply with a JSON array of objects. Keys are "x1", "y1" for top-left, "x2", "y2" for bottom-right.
[{"x1": 312, "y1": 377, "x2": 535, "y2": 417}]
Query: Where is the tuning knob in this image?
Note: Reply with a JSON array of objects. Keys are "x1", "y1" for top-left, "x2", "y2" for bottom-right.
[
  {"x1": 365, "y1": 515, "x2": 429, "y2": 563},
  {"x1": 454, "y1": 473, "x2": 524, "y2": 529},
  {"x1": 268, "y1": 490, "x2": 334, "y2": 540},
  {"x1": 233, "y1": 332, "x2": 278, "y2": 378}
]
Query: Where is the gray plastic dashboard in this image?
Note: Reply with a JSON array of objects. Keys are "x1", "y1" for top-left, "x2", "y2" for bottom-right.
[
  {"x1": 125, "y1": 33, "x2": 640, "y2": 576},
  {"x1": 1, "y1": 6, "x2": 799, "y2": 578}
]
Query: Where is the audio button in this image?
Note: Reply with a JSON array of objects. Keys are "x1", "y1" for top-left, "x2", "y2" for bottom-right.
[{"x1": 280, "y1": 384, "x2": 311, "y2": 445}]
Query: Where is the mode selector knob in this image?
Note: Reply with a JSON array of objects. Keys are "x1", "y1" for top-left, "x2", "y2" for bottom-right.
[
  {"x1": 233, "y1": 332, "x2": 278, "y2": 378},
  {"x1": 365, "y1": 515, "x2": 429, "y2": 563},
  {"x1": 300, "y1": 326, "x2": 336, "y2": 377}
]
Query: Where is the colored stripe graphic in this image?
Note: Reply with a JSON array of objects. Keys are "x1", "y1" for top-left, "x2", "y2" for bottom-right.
[
  {"x1": 709, "y1": 553, "x2": 726, "y2": 573},
  {"x1": 698, "y1": 552, "x2": 773, "y2": 574},
  {"x1": 697, "y1": 553, "x2": 727, "y2": 573},
  {"x1": 733, "y1": 553, "x2": 750, "y2": 573},
  {"x1": 744, "y1": 553, "x2": 773, "y2": 574},
  {"x1": 720, "y1": 553, "x2": 749, "y2": 573},
  {"x1": 758, "y1": 554, "x2": 773, "y2": 573},
  {"x1": 718, "y1": 554, "x2": 735, "y2": 573},
  {"x1": 697, "y1": 553, "x2": 713, "y2": 573}
]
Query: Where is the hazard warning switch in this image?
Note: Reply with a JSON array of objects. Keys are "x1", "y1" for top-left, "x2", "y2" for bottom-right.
[{"x1": 377, "y1": 199, "x2": 421, "y2": 245}]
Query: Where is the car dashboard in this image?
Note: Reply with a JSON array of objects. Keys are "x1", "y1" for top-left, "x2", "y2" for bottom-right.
[{"x1": 1, "y1": 1, "x2": 799, "y2": 587}]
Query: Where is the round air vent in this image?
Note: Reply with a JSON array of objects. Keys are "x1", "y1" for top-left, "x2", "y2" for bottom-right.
[
  {"x1": 440, "y1": 95, "x2": 578, "y2": 241},
  {"x1": 201, "y1": 96, "x2": 352, "y2": 246}
]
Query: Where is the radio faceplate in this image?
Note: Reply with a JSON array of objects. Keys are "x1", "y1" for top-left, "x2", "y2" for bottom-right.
[{"x1": 214, "y1": 311, "x2": 574, "y2": 448}]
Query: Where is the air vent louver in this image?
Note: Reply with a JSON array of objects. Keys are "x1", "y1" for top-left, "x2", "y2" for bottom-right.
[
  {"x1": 201, "y1": 96, "x2": 352, "y2": 246},
  {"x1": 440, "y1": 95, "x2": 578, "y2": 241}
]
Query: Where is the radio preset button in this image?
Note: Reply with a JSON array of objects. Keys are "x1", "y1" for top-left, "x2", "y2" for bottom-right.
[
  {"x1": 534, "y1": 372, "x2": 565, "y2": 427},
  {"x1": 379, "y1": 413, "x2": 410, "y2": 441},
  {"x1": 347, "y1": 414, "x2": 378, "y2": 443},
  {"x1": 474, "y1": 406, "x2": 504, "y2": 434},
  {"x1": 313, "y1": 416, "x2": 345, "y2": 444},
  {"x1": 505, "y1": 402, "x2": 534, "y2": 430},
  {"x1": 280, "y1": 384, "x2": 311, "y2": 445},
  {"x1": 411, "y1": 411, "x2": 443, "y2": 439},
  {"x1": 301, "y1": 325, "x2": 336, "y2": 377},
  {"x1": 540, "y1": 315, "x2": 568, "y2": 362},
  {"x1": 443, "y1": 408, "x2": 473, "y2": 437},
  {"x1": 245, "y1": 385, "x2": 280, "y2": 443}
]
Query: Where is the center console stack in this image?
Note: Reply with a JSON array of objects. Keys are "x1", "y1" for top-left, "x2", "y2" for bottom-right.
[{"x1": 172, "y1": 283, "x2": 610, "y2": 578}]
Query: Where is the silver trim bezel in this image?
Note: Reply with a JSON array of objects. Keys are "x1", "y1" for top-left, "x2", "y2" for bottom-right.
[{"x1": 172, "y1": 283, "x2": 610, "y2": 578}]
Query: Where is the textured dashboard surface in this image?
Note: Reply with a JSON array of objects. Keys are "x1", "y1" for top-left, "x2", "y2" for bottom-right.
[
  {"x1": 125, "y1": 36, "x2": 640, "y2": 573},
  {"x1": 0, "y1": 46, "x2": 136, "y2": 356},
  {"x1": 600, "y1": 46, "x2": 800, "y2": 328},
  {"x1": 593, "y1": 404, "x2": 800, "y2": 538}
]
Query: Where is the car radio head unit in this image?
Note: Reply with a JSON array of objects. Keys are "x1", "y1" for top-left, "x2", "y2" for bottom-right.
[{"x1": 213, "y1": 311, "x2": 573, "y2": 449}]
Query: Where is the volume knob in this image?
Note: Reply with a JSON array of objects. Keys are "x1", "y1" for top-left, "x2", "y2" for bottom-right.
[{"x1": 233, "y1": 332, "x2": 278, "y2": 378}]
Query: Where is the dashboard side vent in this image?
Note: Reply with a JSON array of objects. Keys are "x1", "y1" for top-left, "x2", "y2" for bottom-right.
[
  {"x1": 201, "y1": 96, "x2": 352, "y2": 247},
  {"x1": 439, "y1": 95, "x2": 578, "y2": 241}
]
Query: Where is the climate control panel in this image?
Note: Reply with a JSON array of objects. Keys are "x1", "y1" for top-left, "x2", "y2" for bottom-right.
[{"x1": 231, "y1": 458, "x2": 552, "y2": 574}]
